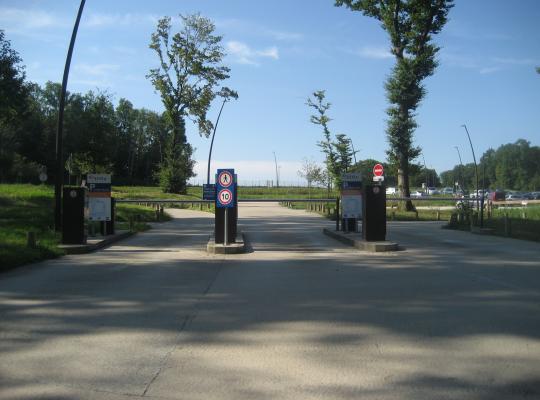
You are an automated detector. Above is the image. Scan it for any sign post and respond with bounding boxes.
[216,169,235,246]
[340,173,363,233]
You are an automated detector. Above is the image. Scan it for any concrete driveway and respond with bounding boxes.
[1,202,539,399]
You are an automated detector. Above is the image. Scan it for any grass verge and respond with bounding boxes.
[0,184,171,272]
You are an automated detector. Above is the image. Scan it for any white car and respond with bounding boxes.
[411,191,426,198]
[386,187,397,195]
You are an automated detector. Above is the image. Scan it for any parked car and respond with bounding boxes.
[441,187,454,195]
[427,187,440,195]
[386,186,397,195]
[531,192,540,200]
[411,191,426,198]
[489,191,506,201]
[506,193,525,200]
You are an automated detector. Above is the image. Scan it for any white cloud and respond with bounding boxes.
[215,18,303,42]
[0,7,63,30]
[441,50,539,74]
[192,160,304,183]
[74,63,120,76]
[354,46,393,60]
[83,13,157,28]
[264,29,304,41]
[71,63,121,88]
[479,66,502,75]
[492,57,539,66]
[226,41,279,66]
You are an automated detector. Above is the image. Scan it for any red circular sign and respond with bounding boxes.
[373,163,384,177]
[218,171,233,187]
[218,189,233,205]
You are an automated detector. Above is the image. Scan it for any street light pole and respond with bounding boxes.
[454,145,463,194]
[273,151,279,187]
[422,154,428,192]
[54,0,86,231]
[461,124,480,212]
[206,98,227,185]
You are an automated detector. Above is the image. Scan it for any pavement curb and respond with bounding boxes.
[207,231,246,254]
[323,228,399,252]
[58,230,135,255]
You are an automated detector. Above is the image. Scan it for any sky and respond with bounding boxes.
[1,0,539,184]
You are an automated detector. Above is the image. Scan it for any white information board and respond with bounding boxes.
[88,197,111,221]
[342,194,362,219]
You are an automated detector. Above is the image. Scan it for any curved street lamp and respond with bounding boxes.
[461,124,480,212]
[54,0,86,231]
[453,145,464,193]
[206,88,238,185]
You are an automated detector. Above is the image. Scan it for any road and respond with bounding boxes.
[1,202,539,399]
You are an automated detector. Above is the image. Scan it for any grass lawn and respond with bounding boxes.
[446,205,540,242]
[0,184,171,272]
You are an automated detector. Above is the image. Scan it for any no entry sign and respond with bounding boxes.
[216,168,235,208]
[373,164,384,177]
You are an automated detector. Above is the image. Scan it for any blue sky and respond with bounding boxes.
[1,0,539,183]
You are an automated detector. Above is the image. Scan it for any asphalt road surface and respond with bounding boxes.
[1,203,539,399]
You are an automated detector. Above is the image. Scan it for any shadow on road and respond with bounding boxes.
[1,205,539,399]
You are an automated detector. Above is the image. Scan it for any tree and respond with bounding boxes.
[306,90,354,189]
[298,158,324,198]
[336,0,453,210]
[147,14,235,193]
[0,30,29,181]
[333,134,354,176]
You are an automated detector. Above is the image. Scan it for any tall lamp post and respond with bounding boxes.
[54,0,86,231]
[273,151,279,187]
[422,154,429,192]
[206,98,227,185]
[453,145,464,194]
[461,124,480,212]
[206,88,237,185]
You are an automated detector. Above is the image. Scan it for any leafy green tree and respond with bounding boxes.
[334,134,354,176]
[306,90,354,189]
[147,14,235,193]
[0,30,29,181]
[298,158,324,198]
[336,0,453,209]
[115,99,138,180]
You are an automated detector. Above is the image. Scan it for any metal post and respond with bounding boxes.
[54,0,86,231]
[335,197,340,231]
[224,208,228,246]
[206,98,227,185]
[462,124,480,212]
[480,163,485,228]
[273,151,279,188]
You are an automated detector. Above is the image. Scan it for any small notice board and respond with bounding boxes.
[87,174,111,221]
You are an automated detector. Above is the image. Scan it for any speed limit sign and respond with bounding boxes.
[218,189,233,206]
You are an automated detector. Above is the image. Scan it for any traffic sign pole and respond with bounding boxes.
[224,208,228,246]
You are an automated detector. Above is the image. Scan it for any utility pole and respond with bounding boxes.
[461,124,480,212]
[206,98,227,185]
[54,0,86,231]
[454,146,464,194]
[422,154,428,192]
[273,151,279,187]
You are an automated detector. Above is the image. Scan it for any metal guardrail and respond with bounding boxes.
[116,197,540,205]
[116,198,337,203]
